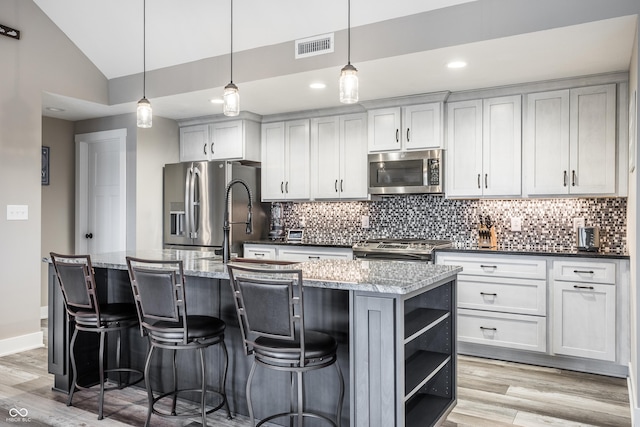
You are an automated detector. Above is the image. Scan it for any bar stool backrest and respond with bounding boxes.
[126,257,188,345]
[50,253,101,327]
[227,264,305,365]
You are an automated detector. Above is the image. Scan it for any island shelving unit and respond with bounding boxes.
[45,250,461,427]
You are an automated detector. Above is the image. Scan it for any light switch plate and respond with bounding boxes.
[7,205,28,220]
[573,217,585,231]
[510,217,522,232]
[361,215,370,229]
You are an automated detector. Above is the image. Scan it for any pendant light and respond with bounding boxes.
[339,0,358,104]
[137,0,152,128]
[223,0,239,116]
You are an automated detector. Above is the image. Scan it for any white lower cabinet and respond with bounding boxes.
[552,260,616,361]
[243,243,353,262]
[436,251,629,376]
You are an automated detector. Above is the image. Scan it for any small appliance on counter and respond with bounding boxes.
[478,215,497,249]
[268,202,285,240]
[577,226,600,252]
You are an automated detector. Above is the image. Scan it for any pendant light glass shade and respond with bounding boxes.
[137,97,152,128]
[223,82,239,116]
[339,63,358,104]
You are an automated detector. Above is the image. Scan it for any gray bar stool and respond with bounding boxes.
[50,253,143,420]
[126,256,231,427]
[227,263,344,427]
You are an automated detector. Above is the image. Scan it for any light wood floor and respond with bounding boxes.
[0,323,631,426]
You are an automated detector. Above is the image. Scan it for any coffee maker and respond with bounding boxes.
[268,202,285,240]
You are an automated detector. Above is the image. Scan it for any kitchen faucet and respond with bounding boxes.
[222,179,253,263]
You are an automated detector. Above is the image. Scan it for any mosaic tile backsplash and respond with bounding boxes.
[275,196,627,253]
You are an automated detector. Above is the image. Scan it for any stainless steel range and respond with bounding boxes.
[352,238,452,262]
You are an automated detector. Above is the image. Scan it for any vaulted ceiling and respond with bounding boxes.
[35,1,637,121]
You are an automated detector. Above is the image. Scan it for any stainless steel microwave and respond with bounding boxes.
[368,149,444,195]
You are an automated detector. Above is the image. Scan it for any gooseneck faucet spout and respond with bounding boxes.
[223,179,253,263]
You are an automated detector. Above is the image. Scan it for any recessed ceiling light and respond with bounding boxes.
[209,98,224,104]
[45,107,66,112]
[447,61,467,69]
[310,82,326,89]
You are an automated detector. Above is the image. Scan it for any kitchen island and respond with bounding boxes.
[46,250,461,427]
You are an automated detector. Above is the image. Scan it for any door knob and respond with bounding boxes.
[85,233,93,239]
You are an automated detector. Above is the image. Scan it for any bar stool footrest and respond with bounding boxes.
[257,411,338,427]
[150,387,228,420]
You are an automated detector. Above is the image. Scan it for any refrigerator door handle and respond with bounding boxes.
[189,166,201,239]
[185,166,193,239]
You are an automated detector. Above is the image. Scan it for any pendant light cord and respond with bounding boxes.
[230,0,233,84]
[143,0,146,98]
[347,0,351,65]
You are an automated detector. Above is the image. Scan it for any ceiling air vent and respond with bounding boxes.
[295,33,334,59]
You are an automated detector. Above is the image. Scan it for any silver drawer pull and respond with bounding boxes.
[480,265,497,269]
[480,292,497,297]
[480,327,497,331]
[255,253,265,258]
[573,285,594,290]
[308,256,320,260]
[573,270,594,274]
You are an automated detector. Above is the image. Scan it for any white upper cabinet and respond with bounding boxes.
[179,120,260,162]
[368,103,443,152]
[446,95,521,197]
[524,84,616,196]
[311,113,368,200]
[179,124,210,162]
[261,120,310,201]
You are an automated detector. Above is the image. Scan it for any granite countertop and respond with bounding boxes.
[436,245,629,260]
[44,249,461,295]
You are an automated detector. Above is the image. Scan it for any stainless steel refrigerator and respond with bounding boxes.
[163,161,268,256]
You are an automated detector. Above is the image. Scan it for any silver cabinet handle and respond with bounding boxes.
[480,265,497,269]
[484,174,488,189]
[563,170,567,187]
[280,182,284,194]
[285,182,289,193]
[406,128,410,142]
[480,327,497,331]
[480,292,497,296]
[477,174,481,189]
[572,170,576,186]
[211,142,214,155]
[308,256,320,260]
[340,179,344,192]
[573,285,594,290]
[255,252,265,258]
[335,180,338,192]
[573,270,594,274]
[203,143,207,155]
[396,129,399,143]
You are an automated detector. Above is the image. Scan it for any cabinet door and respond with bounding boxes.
[482,95,521,196]
[552,281,616,361]
[339,113,368,199]
[524,90,570,195]
[211,121,243,160]
[261,122,286,200]
[402,103,443,150]
[569,84,616,194]
[180,124,210,162]
[446,100,483,197]
[284,120,310,199]
[368,107,401,152]
[311,117,341,199]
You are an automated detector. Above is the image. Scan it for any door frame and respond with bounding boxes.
[74,129,127,254]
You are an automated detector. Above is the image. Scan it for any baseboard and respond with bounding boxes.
[0,331,44,357]
[629,362,640,426]
[40,306,48,320]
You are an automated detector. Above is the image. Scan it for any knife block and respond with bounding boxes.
[478,225,497,249]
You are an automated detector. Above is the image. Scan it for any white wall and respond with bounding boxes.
[0,0,107,351]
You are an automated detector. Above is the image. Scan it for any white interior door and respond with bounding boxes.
[75,129,127,254]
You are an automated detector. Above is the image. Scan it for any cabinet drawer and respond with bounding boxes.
[244,247,277,260]
[438,254,546,280]
[278,249,352,262]
[458,309,546,352]
[553,260,615,284]
[458,276,546,316]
